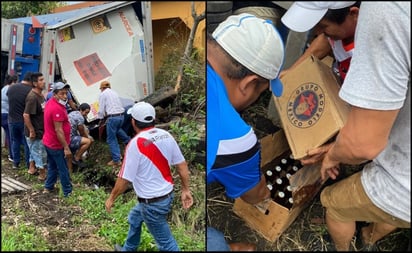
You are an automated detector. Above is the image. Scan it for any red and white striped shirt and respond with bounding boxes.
[118,127,185,199]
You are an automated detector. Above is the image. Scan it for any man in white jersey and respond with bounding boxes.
[105,101,193,251]
[282,2,410,251]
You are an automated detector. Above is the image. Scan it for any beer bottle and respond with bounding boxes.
[266,183,276,199]
[285,172,292,182]
[274,177,286,190]
[284,185,293,200]
[280,158,289,168]
[274,165,286,180]
[274,165,283,177]
[288,165,299,176]
[265,169,275,183]
[273,190,286,205]
[284,197,294,209]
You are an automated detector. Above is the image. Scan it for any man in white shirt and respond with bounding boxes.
[97,80,131,166]
[105,102,193,251]
[282,2,410,251]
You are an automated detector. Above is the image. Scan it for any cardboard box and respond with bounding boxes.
[273,55,350,159]
[233,129,326,242]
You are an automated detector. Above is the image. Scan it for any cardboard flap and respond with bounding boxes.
[233,198,289,241]
[289,163,326,206]
[260,129,289,167]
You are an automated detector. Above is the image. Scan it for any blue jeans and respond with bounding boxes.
[207,227,230,251]
[44,146,72,197]
[120,193,179,251]
[8,121,30,167]
[26,137,47,169]
[1,113,13,160]
[106,115,130,162]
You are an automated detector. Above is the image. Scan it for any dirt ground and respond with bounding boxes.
[1,147,113,251]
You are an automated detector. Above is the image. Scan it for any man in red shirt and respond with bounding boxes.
[42,82,73,197]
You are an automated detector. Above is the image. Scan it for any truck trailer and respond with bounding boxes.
[1,1,155,123]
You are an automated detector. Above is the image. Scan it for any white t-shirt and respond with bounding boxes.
[339,2,411,222]
[118,127,185,199]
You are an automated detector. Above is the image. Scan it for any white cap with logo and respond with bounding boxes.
[127,102,155,123]
[281,2,356,32]
[212,13,285,97]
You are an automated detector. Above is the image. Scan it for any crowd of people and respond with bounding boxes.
[1,75,194,250]
[1,75,133,193]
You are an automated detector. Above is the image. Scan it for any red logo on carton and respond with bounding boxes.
[287,82,325,128]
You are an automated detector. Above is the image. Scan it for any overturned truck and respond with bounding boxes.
[1,1,155,123]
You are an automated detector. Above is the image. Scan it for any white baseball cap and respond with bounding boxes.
[281,2,356,32]
[127,102,155,123]
[212,13,285,97]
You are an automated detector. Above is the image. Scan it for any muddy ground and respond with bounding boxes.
[1,145,114,251]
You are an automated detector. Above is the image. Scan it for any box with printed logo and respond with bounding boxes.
[233,129,326,242]
[272,55,350,160]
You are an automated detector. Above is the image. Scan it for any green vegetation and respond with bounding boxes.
[1,1,65,19]
[1,140,205,251]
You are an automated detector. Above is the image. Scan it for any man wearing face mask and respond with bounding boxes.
[42,81,73,197]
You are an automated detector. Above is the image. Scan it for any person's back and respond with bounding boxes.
[106,101,193,251]
[7,74,33,124]
[97,80,130,166]
[207,13,284,204]
[67,103,91,170]
[338,1,410,222]
[206,13,285,251]
[1,74,18,162]
[68,110,84,138]
[98,86,124,116]
[281,2,410,250]
[124,126,181,197]
[6,71,33,169]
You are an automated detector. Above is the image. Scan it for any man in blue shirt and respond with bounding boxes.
[207,13,285,251]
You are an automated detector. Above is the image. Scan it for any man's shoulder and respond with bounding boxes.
[68,111,83,121]
[26,90,38,99]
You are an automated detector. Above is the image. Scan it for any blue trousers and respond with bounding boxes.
[1,113,13,160]
[106,115,130,162]
[8,121,29,167]
[120,193,179,251]
[44,146,72,197]
[207,227,230,251]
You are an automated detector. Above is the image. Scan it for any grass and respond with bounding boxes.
[1,141,205,251]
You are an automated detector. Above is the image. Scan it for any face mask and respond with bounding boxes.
[58,99,68,106]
